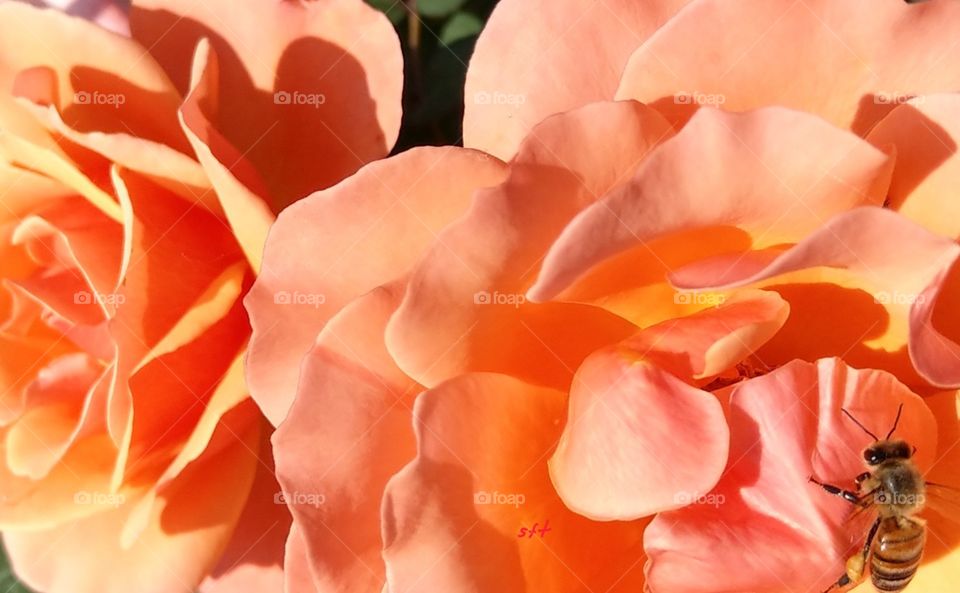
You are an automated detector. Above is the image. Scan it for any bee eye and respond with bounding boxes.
[863,449,883,465]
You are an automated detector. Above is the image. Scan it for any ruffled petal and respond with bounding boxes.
[622,289,790,380]
[13,95,213,208]
[4,353,102,479]
[382,373,649,593]
[527,107,893,302]
[913,390,960,590]
[867,93,960,239]
[616,0,960,134]
[464,0,689,160]
[387,101,673,388]
[105,170,245,487]
[5,402,262,593]
[550,352,728,521]
[130,0,403,207]
[272,284,417,593]
[245,147,506,425]
[550,290,787,520]
[200,436,291,593]
[670,207,960,389]
[283,525,318,593]
[178,39,274,272]
[0,3,184,149]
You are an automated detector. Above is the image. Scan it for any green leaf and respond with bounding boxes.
[0,542,32,593]
[440,11,484,46]
[365,0,408,25]
[418,0,466,19]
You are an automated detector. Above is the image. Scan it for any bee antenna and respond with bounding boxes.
[841,408,879,441]
[885,403,904,440]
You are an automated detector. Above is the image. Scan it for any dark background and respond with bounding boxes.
[370,0,502,150]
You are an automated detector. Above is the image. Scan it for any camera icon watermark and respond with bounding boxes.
[873,491,925,506]
[473,90,526,107]
[74,490,126,508]
[273,290,326,308]
[874,290,926,306]
[274,90,326,108]
[74,90,126,108]
[74,290,126,306]
[674,91,726,106]
[673,291,726,307]
[473,290,525,308]
[274,490,326,508]
[673,490,725,508]
[474,490,526,508]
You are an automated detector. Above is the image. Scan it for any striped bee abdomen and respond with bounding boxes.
[871,517,925,592]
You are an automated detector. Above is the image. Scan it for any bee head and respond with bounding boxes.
[844,403,911,466]
[863,439,912,466]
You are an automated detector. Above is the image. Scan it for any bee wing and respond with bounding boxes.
[923,482,960,524]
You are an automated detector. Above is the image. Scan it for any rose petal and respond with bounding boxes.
[118,347,251,547]
[867,93,960,239]
[624,289,790,380]
[527,107,894,302]
[105,170,245,487]
[910,267,960,389]
[118,284,249,491]
[0,329,71,426]
[131,0,403,207]
[151,350,250,489]
[178,39,274,272]
[387,101,673,388]
[245,147,507,425]
[0,161,75,226]
[0,3,184,149]
[109,169,243,356]
[5,353,102,479]
[669,207,960,389]
[0,431,125,530]
[915,389,960,586]
[283,525,318,593]
[273,284,417,593]
[0,128,124,222]
[382,373,649,593]
[550,352,729,521]
[550,290,788,520]
[5,401,261,593]
[616,0,960,134]
[14,95,214,208]
[464,0,689,160]
[524,225,756,330]
[200,436,291,593]
[645,358,937,593]
[12,196,123,308]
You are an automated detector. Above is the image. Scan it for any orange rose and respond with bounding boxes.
[246,1,960,592]
[0,1,401,592]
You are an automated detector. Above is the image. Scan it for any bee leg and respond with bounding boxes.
[820,573,852,593]
[854,472,871,491]
[821,518,882,592]
[809,476,859,504]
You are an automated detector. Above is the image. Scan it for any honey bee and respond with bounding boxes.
[810,404,932,593]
